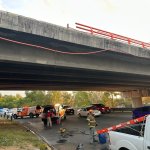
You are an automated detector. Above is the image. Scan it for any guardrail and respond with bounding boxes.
[111,108,134,112]
[75,23,150,49]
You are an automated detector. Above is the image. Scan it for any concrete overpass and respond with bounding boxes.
[0,11,150,107]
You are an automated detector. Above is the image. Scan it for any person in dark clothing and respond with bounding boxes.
[41,112,47,127]
[42,105,56,128]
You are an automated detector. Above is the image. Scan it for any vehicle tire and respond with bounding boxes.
[64,114,66,120]
[78,113,81,117]
[29,113,34,118]
[119,148,129,150]
[36,114,39,118]
[13,114,18,119]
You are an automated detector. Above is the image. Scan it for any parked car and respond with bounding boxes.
[0,108,8,116]
[42,104,66,120]
[91,103,111,113]
[132,106,150,119]
[41,105,57,124]
[0,108,3,115]
[6,109,14,118]
[77,106,101,117]
[41,104,66,126]
[62,105,75,115]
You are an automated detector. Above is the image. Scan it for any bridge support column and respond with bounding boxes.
[122,89,150,108]
[122,90,144,108]
[130,90,143,108]
[131,97,142,108]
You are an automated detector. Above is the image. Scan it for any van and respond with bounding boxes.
[132,106,150,119]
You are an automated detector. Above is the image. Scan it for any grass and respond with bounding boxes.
[0,118,51,150]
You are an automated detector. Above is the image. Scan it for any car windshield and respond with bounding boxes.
[43,105,55,113]
[86,107,92,111]
[63,106,69,109]
[17,108,22,112]
[93,104,105,107]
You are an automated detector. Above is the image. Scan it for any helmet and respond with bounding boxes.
[89,109,93,113]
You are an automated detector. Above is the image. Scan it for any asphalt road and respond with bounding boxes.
[16,112,132,150]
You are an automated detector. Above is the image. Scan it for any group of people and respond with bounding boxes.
[41,107,98,144]
[41,108,58,128]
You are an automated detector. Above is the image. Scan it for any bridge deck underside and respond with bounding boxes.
[0,27,150,90]
[0,60,150,90]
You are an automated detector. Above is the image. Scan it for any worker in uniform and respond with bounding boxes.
[87,109,98,144]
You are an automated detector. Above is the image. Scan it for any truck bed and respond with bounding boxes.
[115,123,145,136]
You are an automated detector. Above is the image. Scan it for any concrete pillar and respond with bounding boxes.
[131,90,143,108]
[132,97,143,108]
[122,90,143,108]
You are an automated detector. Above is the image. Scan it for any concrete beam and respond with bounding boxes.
[122,89,150,98]
[1,10,150,59]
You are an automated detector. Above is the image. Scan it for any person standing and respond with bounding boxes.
[47,110,52,128]
[41,112,47,128]
[87,109,98,144]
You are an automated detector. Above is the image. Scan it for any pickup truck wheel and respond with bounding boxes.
[36,114,39,118]
[29,113,34,118]
[119,148,129,150]
[13,114,18,119]
[78,113,81,117]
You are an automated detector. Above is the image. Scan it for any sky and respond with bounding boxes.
[0,0,150,96]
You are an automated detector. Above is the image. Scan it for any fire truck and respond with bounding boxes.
[13,105,42,119]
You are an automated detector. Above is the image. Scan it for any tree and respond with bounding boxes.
[62,92,73,106]
[1,95,18,108]
[48,91,63,105]
[74,91,91,107]
[23,91,47,106]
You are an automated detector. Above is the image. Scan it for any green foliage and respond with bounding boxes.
[0,95,22,108]
[24,91,47,106]
[39,143,48,150]
[74,91,91,107]
[62,92,73,106]
[0,91,132,108]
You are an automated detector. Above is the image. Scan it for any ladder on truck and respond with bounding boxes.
[97,115,149,135]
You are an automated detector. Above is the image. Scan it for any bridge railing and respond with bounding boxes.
[75,23,150,49]
[111,107,134,112]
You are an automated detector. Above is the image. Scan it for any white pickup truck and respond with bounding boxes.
[108,115,150,150]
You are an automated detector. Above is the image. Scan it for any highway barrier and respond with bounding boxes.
[111,108,134,112]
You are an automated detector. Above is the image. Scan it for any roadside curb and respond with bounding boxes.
[22,122,57,150]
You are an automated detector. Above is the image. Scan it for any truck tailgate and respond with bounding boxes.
[109,131,144,150]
